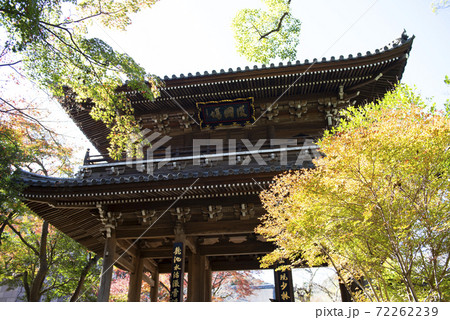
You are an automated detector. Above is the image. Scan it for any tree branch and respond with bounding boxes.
[0,211,16,245]
[0,97,56,135]
[159,280,170,294]
[40,279,70,296]
[257,0,292,40]
[0,60,22,67]
[259,12,289,40]
[70,254,100,302]
[5,221,39,256]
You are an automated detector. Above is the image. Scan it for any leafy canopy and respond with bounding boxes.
[257,84,450,301]
[0,0,160,159]
[232,0,301,64]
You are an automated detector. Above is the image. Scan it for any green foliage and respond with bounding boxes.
[2,0,302,156]
[0,0,74,52]
[0,126,31,243]
[258,84,450,301]
[0,216,101,301]
[0,127,25,207]
[232,0,301,64]
[1,0,160,159]
[0,0,163,301]
[78,0,156,30]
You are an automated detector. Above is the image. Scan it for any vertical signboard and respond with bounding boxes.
[274,264,295,302]
[169,242,185,302]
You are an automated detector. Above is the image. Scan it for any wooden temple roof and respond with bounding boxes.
[60,35,414,156]
[21,34,414,273]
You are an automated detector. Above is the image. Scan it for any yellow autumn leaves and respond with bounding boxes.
[257,84,450,301]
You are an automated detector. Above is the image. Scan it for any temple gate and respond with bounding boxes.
[20,34,413,302]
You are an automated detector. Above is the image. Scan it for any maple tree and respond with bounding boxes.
[212,270,262,301]
[0,139,101,302]
[257,84,450,302]
[0,127,25,242]
[0,55,102,301]
[0,61,73,242]
[109,269,133,302]
[0,115,102,301]
[1,0,161,159]
[108,269,159,302]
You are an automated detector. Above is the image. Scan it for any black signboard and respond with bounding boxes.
[197,97,255,128]
[274,264,295,302]
[169,242,185,302]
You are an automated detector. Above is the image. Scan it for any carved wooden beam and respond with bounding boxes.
[140,239,274,259]
[115,219,260,239]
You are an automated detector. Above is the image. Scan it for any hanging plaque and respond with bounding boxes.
[197,97,255,128]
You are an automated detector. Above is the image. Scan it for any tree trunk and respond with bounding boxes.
[70,254,100,302]
[0,211,15,245]
[22,271,31,302]
[29,220,49,301]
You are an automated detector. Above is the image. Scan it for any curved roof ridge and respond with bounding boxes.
[18,169,76,182]
[160,31,414,82]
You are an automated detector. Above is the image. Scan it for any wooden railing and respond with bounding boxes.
[81,137,319,170]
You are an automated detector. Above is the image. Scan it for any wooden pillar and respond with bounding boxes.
[150,268,159,302]
[204,262,212,302]
[97,229,117,302]
[187,253,211,302]
[127,251,144,302]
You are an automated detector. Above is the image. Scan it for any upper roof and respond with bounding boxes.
[59,33,414,155]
